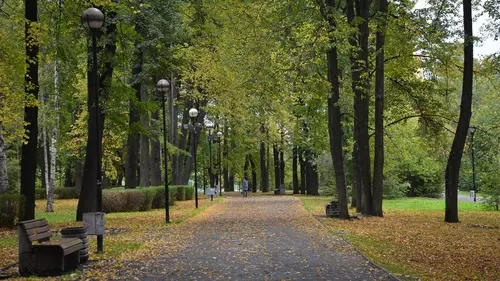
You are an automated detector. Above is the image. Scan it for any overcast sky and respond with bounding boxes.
[415,0,499,57]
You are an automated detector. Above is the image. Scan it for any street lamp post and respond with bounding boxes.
[156,79,170,223]
[206,121,215,189]
[189,108,199,208]
[470,126,477,203]
[81,7,105,253]
[217,131,222,196]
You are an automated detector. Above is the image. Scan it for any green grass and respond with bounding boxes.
[384,197,485,211]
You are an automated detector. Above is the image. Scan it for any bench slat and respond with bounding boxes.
[63,243,84,255]
[21,219,49,230]
[25,225,51,236]
[57,238,82,249]
[29,231,53,242]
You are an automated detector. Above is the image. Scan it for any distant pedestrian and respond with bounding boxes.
[242,176,249,197]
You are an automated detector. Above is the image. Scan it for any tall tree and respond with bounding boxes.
[445,0,473,223]
[139,86,150,187]
[322,0,349,218]
[20,0,39,221]
[150,110,162,186]
[372,0,388,217]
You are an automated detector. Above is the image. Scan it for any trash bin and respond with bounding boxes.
[61,227,89,263]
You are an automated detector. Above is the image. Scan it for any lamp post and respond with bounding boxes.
[156,79,170,223]
[206,121,215,189]
[470,126,477,202]
[82,7,105,253]
[189,108,199,208]
[217,131,222,196]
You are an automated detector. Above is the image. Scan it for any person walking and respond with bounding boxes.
[242,176,249,198]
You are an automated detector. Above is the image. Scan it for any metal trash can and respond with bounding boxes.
[61,227,89,263]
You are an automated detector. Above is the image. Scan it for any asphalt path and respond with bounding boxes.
[124,194,399,281]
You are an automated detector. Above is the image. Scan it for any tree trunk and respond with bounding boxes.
[224,134,230,192]
[372,0,387,217]
[47,54,61,213]
[20,0,39,221]
[347,0,363,214]
[75,160,83,195]
[292,146,299,194]
[445,0,473,223]
[323,0,349,217]
[77,10,117,221]
[0,123,8,194]
[260,142,268,192]
[64,164,73,187]
[357,0,373,216]
[273,145,280,190]
[299,148,306,194]
[305,149,319,195]
[228,173,235,192]
[250,156,257,192]
[150,111,162,186]
[125,49,143,189]
[140,85,150,187]
[42,112,50,200]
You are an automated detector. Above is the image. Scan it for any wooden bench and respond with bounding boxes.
[18,218,84,276]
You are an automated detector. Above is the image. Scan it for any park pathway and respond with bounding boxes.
[126,194,399,281]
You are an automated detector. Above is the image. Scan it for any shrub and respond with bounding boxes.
[184,186,194,200]
[151,187,175,209]
[383,177,407,199]
[55,187,78,199]
[103,187,174,213]
[171,186,185,201]
[0,194,24,227]
[35,188,46,200]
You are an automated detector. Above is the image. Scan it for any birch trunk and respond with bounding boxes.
[47,55,60,213]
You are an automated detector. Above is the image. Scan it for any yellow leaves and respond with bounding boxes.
[300,196,500,281]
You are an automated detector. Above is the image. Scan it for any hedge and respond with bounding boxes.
[102,185,193,213]
[0,194,24,227]
[35,188,46,200]
[55,187,78,199]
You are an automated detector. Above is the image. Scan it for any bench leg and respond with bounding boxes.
[64,251,81,270]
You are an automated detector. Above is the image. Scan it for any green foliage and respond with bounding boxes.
[54,187,78,199]
[151,186,175,209]
[35,188,46,200]
[170,186,185,201]
[383,176,408,200]
[183,186,194,200]
[0,194,24,227]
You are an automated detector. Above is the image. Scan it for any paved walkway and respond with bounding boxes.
[126,194,398,281]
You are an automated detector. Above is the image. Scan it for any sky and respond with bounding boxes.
[415,0,499,58]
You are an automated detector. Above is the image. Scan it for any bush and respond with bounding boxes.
[55,187,78,199]
[0,194,24,227]
[383,177,407,199]
[171,186,185,201]
[184,186,194,200]
[151,187,175,209]
[103,187,174,213]
[35,188,46,200]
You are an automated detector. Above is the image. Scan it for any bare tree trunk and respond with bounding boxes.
[75,160,83,195]
[140,85,150,187]
[150,111,162,186]
[47,52,61,213]
[292,145,299,194]
[358,0,373,216]
[260,142,268,192]
[299,148,306,194]
[445,0,473,223]
[372,0,387,217]
[0,123,8,194]
[347,0,363,214]
[280,146,285,186]
[21,0,39,221]
[305,149,319,195]
[250,156,257,192]
[125,50,143,189]
[321,0,349,217]
[273,145,280,190]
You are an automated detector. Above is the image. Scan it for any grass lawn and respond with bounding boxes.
[299,196,500,281]
[0,195,220,279]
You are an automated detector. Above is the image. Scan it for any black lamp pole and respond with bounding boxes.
[82,7,105,254]
[157,79,170,223]
[189,108,199,208]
